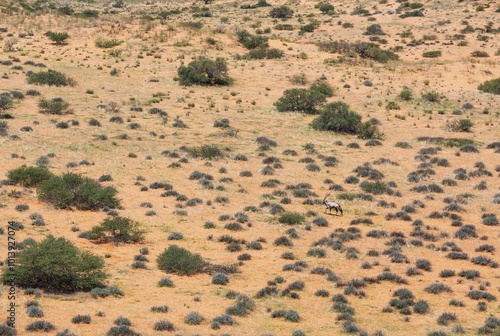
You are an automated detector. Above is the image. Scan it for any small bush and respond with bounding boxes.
[468,290,496,301]
[177,56,232,86]
[184,312,204,325]
[437,312,457,326]
[26,320,55,332]
[413,300,430,314]
[106,325,140,336]
[158,277,174,287]
[185,144,225,160]
[423,50,442,58]
[278,212,305,225]
[95,38,122,48]
[71,314,91,324]
[425,283,452,294]
[7,166,55,187]
[27,70,76,87]
[478,77,500,95]
[157,245,204,276]
[275,88,327,114]
[37,172,119,210]
[153,320,174,331]
[86,217,144,244]
[269,5,294,18]
[212,272,229,285]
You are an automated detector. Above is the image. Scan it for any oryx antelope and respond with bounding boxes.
[322,193,343,216]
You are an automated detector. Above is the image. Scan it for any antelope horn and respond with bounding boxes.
[323,192,330,201]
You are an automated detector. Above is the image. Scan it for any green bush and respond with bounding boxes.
[274,88,327,114]
[244,48,284,59]
[95,38,123,48]
[87,217,145,244]
[185,144,225,160]
[353,42,399,63]
[318,2,334,14]
[38,97,71,115]
[27,70,76,87]
[37,172,119,210]
[7,166,55,187]
[236,30,269,49]
[422,50,442,58]
[47,31,70,45]
[1,235,106,292]
[0,93,13,111]
[157,245,205,276]
[278,212,305,225]
[269,5,294,18]
[177,56,233,86]
[398,86,413,101]
[448,119,473,132]
[364,24,385,35]
[311,101,361,134]
[478,77,500,95]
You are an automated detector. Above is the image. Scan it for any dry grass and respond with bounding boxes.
[0,0,499,335]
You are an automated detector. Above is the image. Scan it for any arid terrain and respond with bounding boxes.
[0,0,499,335]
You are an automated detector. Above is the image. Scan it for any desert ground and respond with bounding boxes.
[0,0,499,335]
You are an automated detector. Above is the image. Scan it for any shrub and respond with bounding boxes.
[71,314,91,324]
[437,312,457,325]
[274,236,293,247]
[478,77,500,95]
[482,213,498,226]
[311,101,361,134]
[151,305,169,313]
[212,272,229,285]
[269,5,294,18]
[185,144,225,160]
[448,119,473,132]
[211,314,234,329]
[27,69,76,86]
[153,320,174,331]
[38,97,71,115]
[398,87,413,101]
[184,312,204,325]
[158,277,174,287]
[26,320,55,332]
[319,2,334,14]
[424,283,452,294]
[413,300,430,314]
[106,326,140,336]
[26,305,44,317]
[245,48,285,59]
[284,310,300,322]
[278,212,305,225]
[47,31,69,44]
[0,93,13,112]
[364,24,385,35]
[87,216,144,244]
[177,56,232,86]
[468,290,496,301]
[37,173,119,210]
[274,88,327,114]
[1,235,106,292]
[95,38,122,48]
[416,259,432,271]
[236,30,269,49]
[7,166,55,187]
[423,50,442,58]
[226,295,255,316]
[157,245,204,275]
